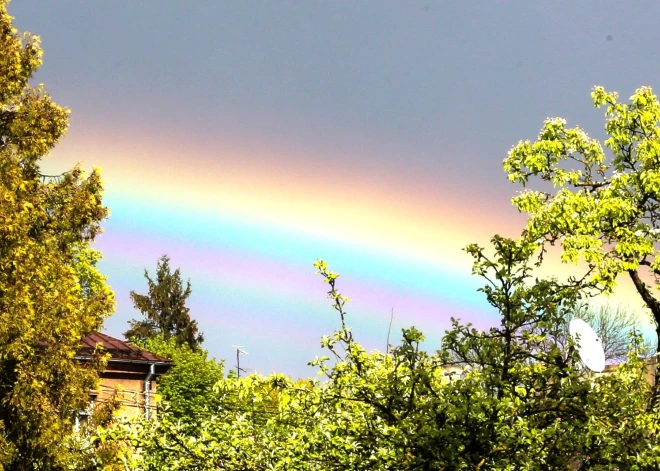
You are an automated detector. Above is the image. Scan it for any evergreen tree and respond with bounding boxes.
[125,255,203,350]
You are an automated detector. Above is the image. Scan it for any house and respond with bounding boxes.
[76,332,173,421]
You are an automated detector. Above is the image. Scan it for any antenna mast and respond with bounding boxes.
[386,307,394,355]
[232,345,248,378]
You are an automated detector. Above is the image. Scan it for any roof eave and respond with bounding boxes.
[74,356,173,366]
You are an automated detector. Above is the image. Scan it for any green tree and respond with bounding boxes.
[135,335,225,428]
[0,2,115,469]
[125,255,203,350]
[64,392,124,471]
[503,86,660,364]
[109,245,660,470]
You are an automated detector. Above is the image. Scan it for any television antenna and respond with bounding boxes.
[569,318,605,373]
[232,345,249,378]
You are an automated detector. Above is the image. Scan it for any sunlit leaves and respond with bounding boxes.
[89,83,660,469]
[0,2,115,469]
[504,86,660,304]
[135,335,225,430]
[105,249,660,470]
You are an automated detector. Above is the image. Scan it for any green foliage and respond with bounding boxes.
[135,335,225,427]
[125,255,203,350]
[63,392,125,471]
[0,2,115,469]
[96,85,660,469]
[503,86,660,359]
[105,245,660,470]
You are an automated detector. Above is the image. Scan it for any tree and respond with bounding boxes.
[125,255,203,350]
[0,2,116,469]
[103,86,660,469]
[565,303,656,362]
[134,335,225,428]
[503,86,660,366]
[108,245,660,470]
[64,392,124,471]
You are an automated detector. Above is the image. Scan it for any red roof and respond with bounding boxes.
[79,331,171,363]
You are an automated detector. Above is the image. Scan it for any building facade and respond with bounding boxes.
[77,332,173,421]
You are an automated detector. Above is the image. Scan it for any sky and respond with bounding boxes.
[8,1,660,378]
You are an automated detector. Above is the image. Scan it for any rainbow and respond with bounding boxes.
[39,122,653,376]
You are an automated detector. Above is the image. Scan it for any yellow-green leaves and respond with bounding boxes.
[315,258,351,311]
[591,85,618,108]
[0,4,41,105]
[133,335,224,431]
[505,86,660,300]
[101,254,660,470]
[0,2,115,469]
[511,189,546,214]
[504,116,606,188]
[502,88,660,467]
[6,86,69,163]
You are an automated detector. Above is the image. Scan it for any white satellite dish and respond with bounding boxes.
[569,318,605,373]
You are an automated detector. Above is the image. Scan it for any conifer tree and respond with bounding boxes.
[125,255,203,350]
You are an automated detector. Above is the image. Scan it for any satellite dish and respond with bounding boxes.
[569,318,605,373]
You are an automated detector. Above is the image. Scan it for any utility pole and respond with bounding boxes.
[232,345,248,378]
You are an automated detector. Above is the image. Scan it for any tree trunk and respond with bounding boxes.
[628,269,660,408]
